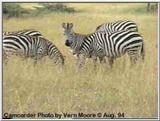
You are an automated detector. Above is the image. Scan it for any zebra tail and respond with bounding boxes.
[141,42,145,61]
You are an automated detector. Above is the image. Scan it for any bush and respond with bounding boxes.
[38,3,76,13]
[2,3,77,18]
[3,3,28,18]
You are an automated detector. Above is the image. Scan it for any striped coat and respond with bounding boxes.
[77,29,144,68]
[3,34,64,65]
[96,20,138,34]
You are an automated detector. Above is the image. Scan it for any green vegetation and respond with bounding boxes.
[3,3,76,18]
[3,3,28,18]
[2,3,157,18]
[118,3,158,14]
[37,3,76,13]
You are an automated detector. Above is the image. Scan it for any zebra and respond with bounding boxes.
[95,20,138,34]
[63,23,144,69]
[62,23,106,64]
[95,20,139,63]
[3,29,43,61]
[3,29,43,64]
[3,29,45,62]
[3,34,65,65]
[62,21,138,64]
[3,29,43,37]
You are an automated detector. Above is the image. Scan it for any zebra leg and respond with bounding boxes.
[108,57,114,68]
[76,54,80,65]
[99,56,106,63]
[3,51,9,65]
[33,54,42,66]
[33,48,45,65]
[92,56,97,69]
[141,43,145,61]
[33,57,38,66]
[130,56,138,65]
[77,54,86,69]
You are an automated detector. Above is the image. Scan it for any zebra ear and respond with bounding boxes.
[62,23,66,29]
[69,23,73,28]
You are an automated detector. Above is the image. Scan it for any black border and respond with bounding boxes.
[1,2,159,120]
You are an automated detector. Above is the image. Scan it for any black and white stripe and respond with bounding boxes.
[63,23,144,68]
[3,34,64,65]
[47,39,65,64]
[62,23,106,63]
[96,20,138,34]
[78,29,144,68]
[3,29,43,37]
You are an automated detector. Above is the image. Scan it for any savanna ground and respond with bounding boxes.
[3,3,158,118]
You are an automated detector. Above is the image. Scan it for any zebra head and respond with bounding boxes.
[62,23,77,48]
[62,23,85,56]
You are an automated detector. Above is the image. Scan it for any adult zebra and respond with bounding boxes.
[95,20,138,34]
[63,23,144,69]
[63,21,138,64]
[3,34,65,65]
[95,20,139,63]
[62,23,106,63]
[3,29,42,64]
[3,29,43,37]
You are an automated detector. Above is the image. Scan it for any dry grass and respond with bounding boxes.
[3,3,158,118]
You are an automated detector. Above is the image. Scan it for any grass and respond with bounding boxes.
[3,3,158,119]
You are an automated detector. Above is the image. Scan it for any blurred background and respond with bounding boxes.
[2,3,158,18]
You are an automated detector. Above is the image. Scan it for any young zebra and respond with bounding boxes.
[3,29,43,37]
[62,23,106,63]
[3,34,64,65]
[96,20,138,34]
[63,23,144,69]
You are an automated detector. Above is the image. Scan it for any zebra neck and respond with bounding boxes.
[47,41,64,64]
[73,33,86,54]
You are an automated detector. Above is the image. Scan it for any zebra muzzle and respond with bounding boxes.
[65,39,71,46]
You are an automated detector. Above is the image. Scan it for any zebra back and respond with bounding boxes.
[3,34,65,65]
[3,29,43,37]
[80,29,144,59]
[3,34,48,58]
[96,20,138,34]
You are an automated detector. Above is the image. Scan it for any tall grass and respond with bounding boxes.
[3,3,158,118]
